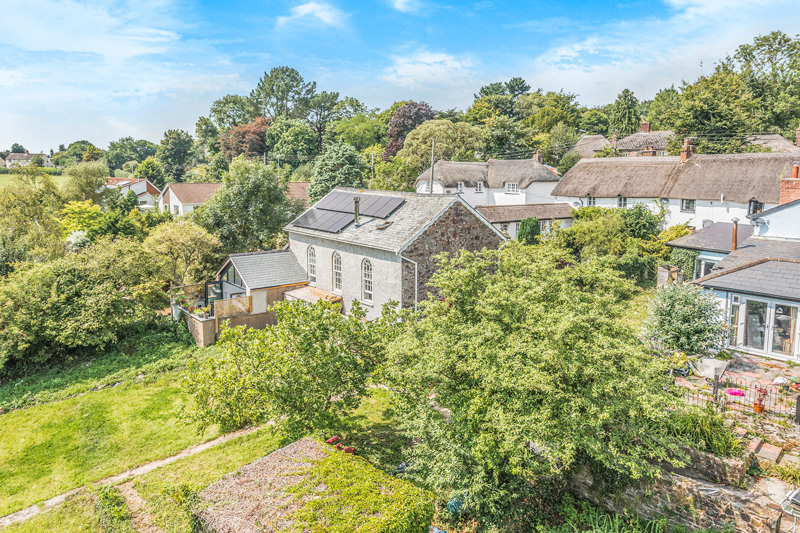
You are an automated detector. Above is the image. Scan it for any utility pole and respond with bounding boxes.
[370,151,375,182]
[428,138,436,194]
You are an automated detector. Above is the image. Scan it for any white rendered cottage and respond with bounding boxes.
[415,157,560,207]
[158,182,222,215]
[105,177,161,207]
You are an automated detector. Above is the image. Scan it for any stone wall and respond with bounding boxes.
[184,311,216,347]
[569,465,782,532]
[401,202,503,308]
[661,447,754,486]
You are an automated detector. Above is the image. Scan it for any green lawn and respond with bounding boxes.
[0,373,219,516]
[0,174,69,188]
[2,490,101,533]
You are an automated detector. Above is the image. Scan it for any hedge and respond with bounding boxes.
[0,167,63,175]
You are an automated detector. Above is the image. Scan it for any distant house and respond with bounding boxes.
[0,155,5,167]
[5,150,55,168]
[286,188,506,319]
[615,122,674,157]
[552,138,800,228]
[744,133,800,154]
[571,134,609,158]
[288,181,311,205]
[105,177,161,207]
[415,156,560,207]
[691,171,800,360]
[157,182,222,215]
[476,203,574,239]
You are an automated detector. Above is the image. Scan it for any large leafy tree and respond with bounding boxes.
[218,116,271,160]
[51,140,101,167]
[104,137,157,170]
[133,157,166,188]
[306,91,340,152]
[330,113,385,151]
[385,101,436,156]
[482,114,532,156]
[194,116,220,159]
[250,66,316,119]
[384,242,688,528]
[609,88,640,136]
[646,86,681,131]
[209,94,260,130]
[62,161,111,204]
[264,118,317,167]
[155,129,194,183]
[195,156,298,253]
[579,109,610,135]
[59,200,104,237]
[144,220,221,285]
[397,119,483,171]
[308,141,369,202]
[182,300,399,434]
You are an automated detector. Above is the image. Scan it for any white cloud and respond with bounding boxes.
[527,0,800,106]
[390,0,420,13]
[380,50,477,108]
[276,2,347,28]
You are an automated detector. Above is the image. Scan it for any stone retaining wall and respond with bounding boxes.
[661,447,754,486]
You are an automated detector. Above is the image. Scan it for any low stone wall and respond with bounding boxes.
[661,447,754,486]
[185,312,216,347]
[569,466,782,532]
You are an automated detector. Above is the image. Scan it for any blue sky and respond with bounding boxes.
[1,0,799,152]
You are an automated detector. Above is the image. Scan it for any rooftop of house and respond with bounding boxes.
[696,258,800,302]
[287,181,311,204]
[744,134,800,154]
[666,222,754,254]
[707,237,800,271]
[220,249,308,290]
[553,152,800,203]
[570,134,609,158]
[286,187,503,253]
[415,158,560,188]
[616,130,674,152]
[476,203,574,224]
[164,182,222,204]
[6,152,49,160]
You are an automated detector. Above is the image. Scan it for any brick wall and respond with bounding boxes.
[401,202,503,308]
[780,178,800,205]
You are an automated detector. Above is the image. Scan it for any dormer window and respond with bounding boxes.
[456,182,465,193]
[505,183,519,194]
[748,199,764,215]
[475,181,483,193]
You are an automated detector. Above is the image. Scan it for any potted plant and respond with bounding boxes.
[754,387,768,413]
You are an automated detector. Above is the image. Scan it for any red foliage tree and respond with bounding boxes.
[385,101,436,157]
[218,116,272,159]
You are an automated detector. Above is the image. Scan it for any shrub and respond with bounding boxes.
[670,247,700,278]
[620,203,661,240]
[95,486,134,532]
[644,282,726,356]
[518,217,541,245]
[669,408,742,458]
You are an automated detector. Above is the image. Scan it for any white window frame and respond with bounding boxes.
[456,182,465,193]
[332,252,342,293]
[505,183,519,194]
[475,181,483,193]
[307,246,316,285]
[362,259,373,303]
[681,199,696,212]
[617,196,627,208]
[586,196,596,207]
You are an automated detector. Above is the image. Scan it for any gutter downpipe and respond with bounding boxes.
[398,253,418,312]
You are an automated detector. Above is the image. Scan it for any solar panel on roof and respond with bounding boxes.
[293,208,354,233]
[314,191,405,219]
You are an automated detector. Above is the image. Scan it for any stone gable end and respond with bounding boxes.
[401,202,502,307]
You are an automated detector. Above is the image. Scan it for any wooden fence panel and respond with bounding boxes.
[215,295,251,318]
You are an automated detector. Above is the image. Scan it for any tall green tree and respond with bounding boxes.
[384,242,688,528]
[646,86,681,131]
[265,118,317,167]
[579,109,610,135]
[104,137,158,170]
[306,91,340,152]
[133,157,166,188]
[195,156,298,253]
[250,66,316,119]
[609,88,640,136]
[144,220,221,285]
[194,116,220,160]
[482,114,532,156]
[397,119,483,171]
[330,113,385,151]
[155,129,194,183]
[62,161,111,204]
[209,94,260,130]
[308,141,369,202]
[517,217,540,244]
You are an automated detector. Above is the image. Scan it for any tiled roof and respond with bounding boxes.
[616,131,674,151]
[286,188,501,253]
[697,259,800,302]
[667,222,754,254]
[166,182,222,204]
[226,250,307,290]
[476,203,574,224]
[288,181,310,203]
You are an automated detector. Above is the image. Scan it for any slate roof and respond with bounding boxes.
[696,259,800,302]
[571,135,609,158]
[416,158,559,189]
[223,250,308,290]
[165,182,222,204]
[666,222,754,254]
[476,203,574,224]
[709,238,800,270]
[286,188,503,253]
[616,131,674,152]
[553,152,800,203]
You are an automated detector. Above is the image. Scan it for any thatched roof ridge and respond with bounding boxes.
[571,135,609,158]
[616,131,674,151]
[551,156,679,198]
[744,134,800,154]
[663,153,799,204]
[415,159,559,188]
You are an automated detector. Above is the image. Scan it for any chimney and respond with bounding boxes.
[640,121,651,134]
[641,146,655,157]
[731,218,739,251]
[796,122,800,147]
[680,138,695,163]
[611,133,616,145]
[534,150,543,164]
[24,150,28,155]
[354,196,360,225]
[780,164,800,205]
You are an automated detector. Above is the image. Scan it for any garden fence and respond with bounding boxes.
[682,374,800,423]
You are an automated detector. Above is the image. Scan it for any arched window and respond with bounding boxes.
[332,252,342,293]
[307,246,316,284]
[362,259,373,302]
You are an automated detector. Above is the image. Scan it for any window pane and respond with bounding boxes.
[308,247,316,284]
[772,304,797,355]
[333,253,342,292]
[745,300,768,350]
[728,304,740,347]
[362,260,373,301]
